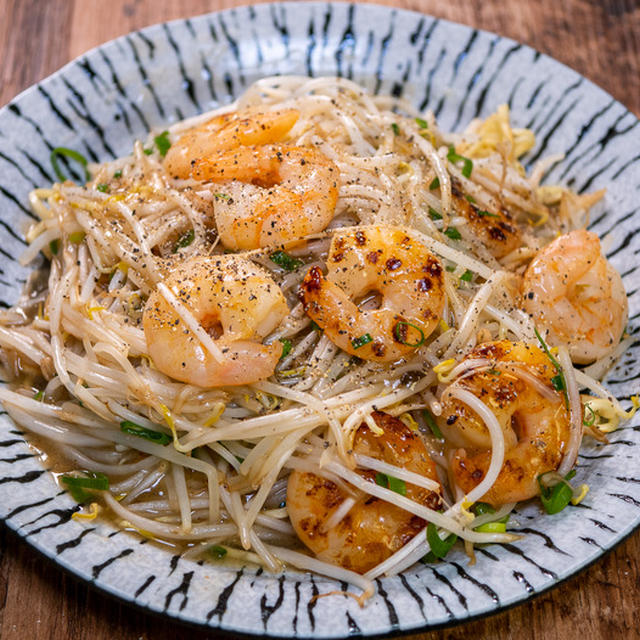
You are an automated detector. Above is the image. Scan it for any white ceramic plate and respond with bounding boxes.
[0,3,639,636]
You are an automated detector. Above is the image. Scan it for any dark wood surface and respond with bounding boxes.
[1,1,639,638]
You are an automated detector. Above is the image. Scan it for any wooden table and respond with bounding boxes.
[1,1,638,638]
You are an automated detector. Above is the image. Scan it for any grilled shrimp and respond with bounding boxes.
[164,107,339,250]
[287,412,442,574]
[451,179,521,259]
[522,229,628,364]
[299,226,445,362]
[440,341,570,506]
[143,256,288,387]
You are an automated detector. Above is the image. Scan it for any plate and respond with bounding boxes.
[0,2,639,637]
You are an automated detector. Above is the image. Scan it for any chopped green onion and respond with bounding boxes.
[174,229,195,252]
[113,169,123,179]
[69,231,85,244]
[153,130,171,157]
[475,521,507,533]
[49,239,59,255]
[460,270,473,282]
[214,192,231,200]
[208,545,228,559]
[61,471,109,503]
[375,472,407,496]
[279,338,292,359]
[391,123,400,136]
[472,502,496,517]
[270,250,303,272]
[447,146,473,178]
[96,183,109,193]
[429,177,440,190]
[551,374,565,392]
[120,420,171,445]
[428,207,442,220]
[445,265,456,272]
[415,117,429,129]
[143,147,153,155]
[477,210,499,218]
[310,320,322,332]
[393,321,425,347]
[50,147,91,183]
[444,227,462,240]
[538,469,576,515]
[487,368,501,376]
[583,403,596,427]
[423,410,443,439]
[351,333,373,349]
[464,194,476,203]
[33,390,44,401]
[425,522,457,560]
[534,328,569,408]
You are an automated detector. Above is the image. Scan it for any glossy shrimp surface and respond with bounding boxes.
[163,108,300,178]
[164,107,339,250]
[440,341,570,506]
[143,256,289,387]
[522,229,628,363]
[287,412,442,574]
[299,226,445,362]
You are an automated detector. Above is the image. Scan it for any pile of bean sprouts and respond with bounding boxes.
[0,76,634,602]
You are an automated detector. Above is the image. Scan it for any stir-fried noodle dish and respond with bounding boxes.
[1,76,637,601]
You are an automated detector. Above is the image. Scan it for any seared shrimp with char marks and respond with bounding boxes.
[287,411,443,574]
[299,226,445,362]
[164,107,339,250]
[143,256,288,387]
[522,229,628,364]
[440,341,570,506]
[450,178,521,259]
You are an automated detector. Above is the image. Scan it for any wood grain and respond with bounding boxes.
[1,1,639,639]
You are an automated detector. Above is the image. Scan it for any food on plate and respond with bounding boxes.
[0,75,635,603]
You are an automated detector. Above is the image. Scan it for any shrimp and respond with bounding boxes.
[195,144,339,250]
[451,178,521,259]
[143,256,289,387]
[287,412,443,574]
[163,108,300,179]
[299,226,445,362]
[163,107,339,250]
[440,341,570,506]
[522,229,628,364]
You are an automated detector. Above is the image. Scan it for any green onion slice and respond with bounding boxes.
[429,177,440,190]
[393,321,425,347]
[446,146,473,178]
[270,250,303,272]
[174,229,195,252]
[460,270,473,282]
[534,328,569,407]
[583,403,596,427]
[415,117,429,129]
[208,545,228,559]
[391,123,400,136]
[375,472,407,496]
[50,147,91,183]
[444,227,462,241]
[475,521,507,533]
[113,169,123,178]
[279,338,292,359]
[120,420,171,445]
[537,469,576,514]
[351,333,373,349]
[69,231,85,244]
[96,183,109,193]
[61,471,109,502]
[154,130,171,157]
[477,210,499,218]
[428,206,442,220]
[423,410,443,439]
[425,522,458,559]
[49,239,60,255]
